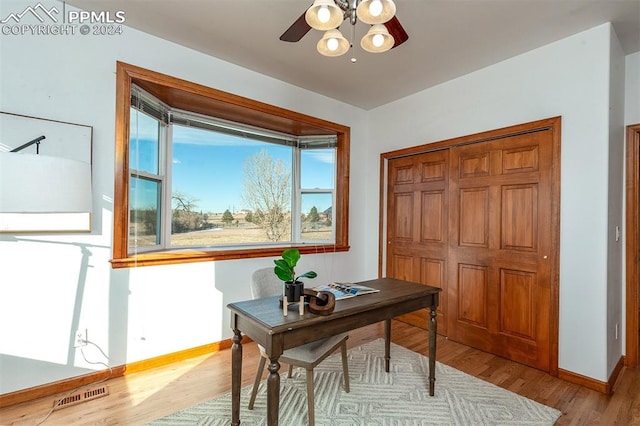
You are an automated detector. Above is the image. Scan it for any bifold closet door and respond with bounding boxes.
[447,129,554,372]
[386,149,449,335]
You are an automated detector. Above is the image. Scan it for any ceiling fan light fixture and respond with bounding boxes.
[356,0,396,25]
[317,28,349,56]
[305,0,344,31]
[361,24,394,53]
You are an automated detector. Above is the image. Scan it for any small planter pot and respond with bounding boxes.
[284,281,304,301]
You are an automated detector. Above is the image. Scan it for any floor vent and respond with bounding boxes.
[53,385,109,410]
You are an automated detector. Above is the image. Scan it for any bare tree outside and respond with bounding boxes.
[172,191,200,233]
[173,191,198,213]
[242,150,291,241]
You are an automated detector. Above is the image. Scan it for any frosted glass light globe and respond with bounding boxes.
[372,33,384,47]
[369,0,383,17]
[317,5,330,23]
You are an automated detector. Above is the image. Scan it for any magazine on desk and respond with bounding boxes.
[313,282,380,300]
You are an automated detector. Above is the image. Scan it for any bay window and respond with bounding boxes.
[111,62,350,268]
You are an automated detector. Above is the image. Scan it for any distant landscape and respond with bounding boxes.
[130,211,332,248]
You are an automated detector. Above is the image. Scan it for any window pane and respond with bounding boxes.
[129,176,161,249]
[301,148,335,189]
[300,192,333,241]
[170,125,293,247]
[130,108,160,174]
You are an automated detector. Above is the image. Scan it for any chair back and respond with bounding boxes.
[251,267,282,299]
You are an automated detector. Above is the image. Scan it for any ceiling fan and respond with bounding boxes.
[280,0,408,57]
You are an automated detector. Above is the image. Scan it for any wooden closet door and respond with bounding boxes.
[447,129,553,372]
[386,150,448,334]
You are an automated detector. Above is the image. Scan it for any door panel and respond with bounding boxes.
[447,130,553,371]
[459,187,489,247]
[501,184,538,251]
[387,151,448,333]
[458,263,488,327]
[459,152,490,177]
[390,254,414,281]
[421,191,445,241]
[393,193,413,240]
[500,268,535,338]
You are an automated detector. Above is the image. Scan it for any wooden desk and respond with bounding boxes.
[227,277,441,425]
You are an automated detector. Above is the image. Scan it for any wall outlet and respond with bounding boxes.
[75,329,88,347]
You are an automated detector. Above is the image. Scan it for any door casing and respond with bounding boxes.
[625,124,640,368]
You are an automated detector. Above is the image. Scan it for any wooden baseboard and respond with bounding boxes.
[124,338,234,375]
[2,337,625,407]
[606,356,625,394]
[0,366,127,409]
[558,355,625,395]
[0,338,236,409]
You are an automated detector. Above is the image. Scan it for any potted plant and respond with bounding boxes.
[274,248,317,302]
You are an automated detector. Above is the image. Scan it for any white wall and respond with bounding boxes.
[367,23,620,381]
[626,52,640,125]
[0,0,368,394]
[606,27,625,376]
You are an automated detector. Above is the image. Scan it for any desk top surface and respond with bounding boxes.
[227,277,440,333]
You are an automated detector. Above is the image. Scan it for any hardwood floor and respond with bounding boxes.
[1,320,639,425]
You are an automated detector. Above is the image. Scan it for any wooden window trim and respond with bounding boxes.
[111,62,350,268]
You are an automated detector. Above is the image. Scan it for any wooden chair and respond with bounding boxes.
[248,268,350,426]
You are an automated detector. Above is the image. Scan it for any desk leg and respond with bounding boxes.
[428,305,437,396]
[384,319,391,372]
[267,357,281,425]
[231,328,243,426]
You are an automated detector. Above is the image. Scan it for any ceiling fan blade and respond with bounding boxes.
[280,11,312,42]
[385,16,409,48]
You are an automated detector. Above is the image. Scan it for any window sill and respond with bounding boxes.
[110,244,350,268]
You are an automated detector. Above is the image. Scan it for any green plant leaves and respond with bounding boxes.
[281,248,300,267]
[274,258,294,282]
[273,248,317,283]
[297,271,317,280]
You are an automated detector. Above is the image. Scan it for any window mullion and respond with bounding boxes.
[130,170,160,180]
[292,145,301,243]
[300,188,332,194]
[160,122,171,249]
[331,151,337,240]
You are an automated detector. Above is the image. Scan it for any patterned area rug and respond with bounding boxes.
[148,339,562,425]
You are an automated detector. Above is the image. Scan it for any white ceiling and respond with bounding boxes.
[67,0,640,110]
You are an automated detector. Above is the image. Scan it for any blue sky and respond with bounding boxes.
[130,112,334,214]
